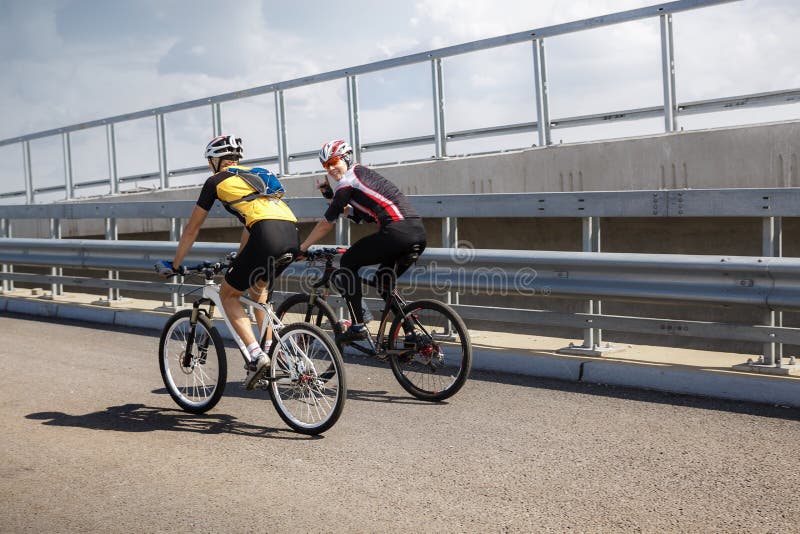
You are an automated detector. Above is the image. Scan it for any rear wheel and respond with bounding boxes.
[388,300,471,401]
[268,322,347,435]
[158,309,227,413]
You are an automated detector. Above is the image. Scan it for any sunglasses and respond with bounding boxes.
[322,155,344,169]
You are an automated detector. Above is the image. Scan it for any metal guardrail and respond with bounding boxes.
[0,238,796,307]
[0,187,795,366]
[2,238,800,349]
[5,0,798,204]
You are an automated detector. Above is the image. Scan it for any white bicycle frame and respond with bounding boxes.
[198,277,310,381]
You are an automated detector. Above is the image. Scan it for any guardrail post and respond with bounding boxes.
[62,132,74,200]
[732,216,794,375]
[275,90,289,175]
[212,103,222,137]
[660,14,678,132]
[558,216,621,357]
[431,58,447,158]
[335,217,350,248]
[23,141,33,204]
[532,38,552,146]
[0,218,10,294]
[156,113,169,189]
[93,218,122,305]
[442,217,460,306]
[170,217,184,309]
[347,75,362,162]
[49,218,63,298]
[584,216,602,348]
[106,124,119,195]
[333,216,351,321]
[762,216,782,366]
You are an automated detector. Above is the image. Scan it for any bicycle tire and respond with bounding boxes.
[268,322,347,435]
[272,293,343,346]
[388,299,471,401]
[158,309,227,413]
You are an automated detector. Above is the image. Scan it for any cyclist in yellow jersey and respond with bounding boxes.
[158,135,300,389]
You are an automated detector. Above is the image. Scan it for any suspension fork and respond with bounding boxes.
[182,300,214,367]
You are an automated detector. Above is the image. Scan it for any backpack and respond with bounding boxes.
[225,166,285,206]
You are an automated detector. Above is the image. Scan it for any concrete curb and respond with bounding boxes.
[2,296,798,408]
[472,347,582,381]
[581,360,800,408]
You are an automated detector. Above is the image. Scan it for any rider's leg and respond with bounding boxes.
[379,221,427,333]
[219,280,258,348]
[337,234,388,324]
[249,279,270,345]
[221,279,269,389]
[225,219,299,349]
[333,233,392,342]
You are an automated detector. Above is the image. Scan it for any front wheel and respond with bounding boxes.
[159,309,227,413]
[268,322,347,435]
[388,300,471,401]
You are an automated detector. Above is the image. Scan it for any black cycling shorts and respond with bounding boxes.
[224,219,300,291]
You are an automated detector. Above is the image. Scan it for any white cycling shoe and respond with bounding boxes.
[245,353,270,390]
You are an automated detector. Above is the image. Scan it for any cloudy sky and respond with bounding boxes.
[1,0,798,200]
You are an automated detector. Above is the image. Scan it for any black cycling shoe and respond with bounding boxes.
[336,324,369,344]
[319,365,336,382]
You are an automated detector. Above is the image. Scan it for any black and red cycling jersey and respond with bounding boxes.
[324,165,419,227]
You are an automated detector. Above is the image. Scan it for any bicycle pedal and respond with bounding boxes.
[255,378,272,390]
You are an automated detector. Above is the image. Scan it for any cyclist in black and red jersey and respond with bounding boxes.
[300,139,427,343]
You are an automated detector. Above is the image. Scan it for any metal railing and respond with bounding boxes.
[3,0,799,203]
[1,238,800,348]
[0,187,796,369]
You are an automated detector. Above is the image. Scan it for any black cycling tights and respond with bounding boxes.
[333,219,427,324]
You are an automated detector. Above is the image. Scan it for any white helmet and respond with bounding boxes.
[319,139,354,168]
[205,135,243,160]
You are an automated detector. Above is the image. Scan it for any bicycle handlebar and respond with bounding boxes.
[302,247,347,262]
[155,256,233,278]
[180,260,231,275]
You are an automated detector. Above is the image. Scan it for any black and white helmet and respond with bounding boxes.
[319,139,354,168]
[205,135,243,160]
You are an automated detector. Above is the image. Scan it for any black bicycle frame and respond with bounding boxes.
[305,254,411,355]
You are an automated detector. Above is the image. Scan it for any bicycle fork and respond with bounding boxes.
[182,301,215,368]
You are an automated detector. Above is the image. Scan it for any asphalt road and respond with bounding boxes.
[2,313,799,533]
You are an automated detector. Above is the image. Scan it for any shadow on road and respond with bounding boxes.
[150,382,441,406]
[25,403,317,440]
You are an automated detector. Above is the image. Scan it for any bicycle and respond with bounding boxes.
[156,253,347,435]
[276,247,471,401]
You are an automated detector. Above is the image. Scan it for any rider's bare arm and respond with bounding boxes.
[300,219,335,252]
[172,205,209,268]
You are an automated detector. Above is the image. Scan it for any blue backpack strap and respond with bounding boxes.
[225,166,284,205]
